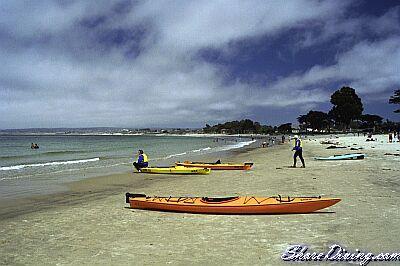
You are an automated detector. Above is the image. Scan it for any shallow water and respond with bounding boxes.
[0,134,256,200]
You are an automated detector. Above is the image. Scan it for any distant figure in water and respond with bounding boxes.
[133,149,148,172]
[389,133,393,143]
[282,135,285,144]
[31,143,39,149]
[292,135,305,168]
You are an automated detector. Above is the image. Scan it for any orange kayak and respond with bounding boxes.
[125,193,340,214]
[175,161,253,170]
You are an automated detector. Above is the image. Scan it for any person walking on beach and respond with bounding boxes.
[292,135,305,168]
[133,149,148,172]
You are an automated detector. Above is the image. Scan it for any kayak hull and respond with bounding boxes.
[315,153,365,160]
[175,161,253,170]
[126,193,340,214]
[140,166,210,175]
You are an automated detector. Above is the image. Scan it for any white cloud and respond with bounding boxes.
[0,1,399,128]
[258,36,400,106]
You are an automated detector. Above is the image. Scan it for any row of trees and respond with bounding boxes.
[298,87,399,132]
[203,87,399,134]
[203,119,294,134]
[389,89,400,113]
[203,119,270,134]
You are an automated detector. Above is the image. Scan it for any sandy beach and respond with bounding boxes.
[1,136,399,265]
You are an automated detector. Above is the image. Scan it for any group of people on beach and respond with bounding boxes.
[30,143,39,149]
[132,135,305,172]
[388,132,400,143]
[261,135,286,148]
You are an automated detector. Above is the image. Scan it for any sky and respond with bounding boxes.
[1,0,400,129]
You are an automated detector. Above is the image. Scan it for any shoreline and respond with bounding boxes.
[0,140,263,220]
[1,136,399,265]
[0,135,260,202]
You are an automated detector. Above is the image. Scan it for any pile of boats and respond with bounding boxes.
[126,159,341,214]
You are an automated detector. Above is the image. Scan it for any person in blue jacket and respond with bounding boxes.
[292,135,305,168]
[133,149,148,172]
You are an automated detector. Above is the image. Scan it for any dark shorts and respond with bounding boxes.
[133,162,148,170]
[293,149,303,158]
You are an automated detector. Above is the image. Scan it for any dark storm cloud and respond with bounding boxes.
[0,0,399,128]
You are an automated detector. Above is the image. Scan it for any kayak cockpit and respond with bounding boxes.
[201,196,239,203]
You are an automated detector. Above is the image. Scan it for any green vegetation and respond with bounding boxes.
[205,86,399,135]
[298,111,331,132]
[329,86,363,128]
[359,114,383,130]
[203,119,274,134]
[389,89,400,113]
[298,86,399,133]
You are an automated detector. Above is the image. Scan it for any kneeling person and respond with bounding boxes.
[133,149,148,172]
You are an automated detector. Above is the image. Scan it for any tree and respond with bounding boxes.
[381,119,400,132]
[389,89,400,113]
[202,119,266,134]
[329,86,363,128]
[254,122,262,133]
[277,123,292,133]
[360,114,383,131]
[240,119,255,133]
[297,110,331,131]
[260,125,274,134]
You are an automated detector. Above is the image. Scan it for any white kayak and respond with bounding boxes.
[315,153,366,160]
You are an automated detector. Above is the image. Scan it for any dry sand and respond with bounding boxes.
[1,139,399,265]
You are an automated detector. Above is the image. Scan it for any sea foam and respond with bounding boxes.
[0,157,100,171]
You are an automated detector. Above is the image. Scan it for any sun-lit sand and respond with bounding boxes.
[1,136,399,265]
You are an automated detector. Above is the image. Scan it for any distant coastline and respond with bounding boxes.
[0,127,270,137]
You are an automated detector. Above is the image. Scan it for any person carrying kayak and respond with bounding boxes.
[133,149,148,172]
[292,135,305,168]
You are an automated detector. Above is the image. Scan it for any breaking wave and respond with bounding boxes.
[0,158,100,171]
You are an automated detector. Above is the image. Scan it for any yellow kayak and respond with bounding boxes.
[140,165,211,175]
[176,161,253,170]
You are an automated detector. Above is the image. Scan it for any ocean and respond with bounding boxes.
[0,134,256,200]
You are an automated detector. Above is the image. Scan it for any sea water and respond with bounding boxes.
[0,134,256,200]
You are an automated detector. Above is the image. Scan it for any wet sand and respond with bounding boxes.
[1,139,399,265]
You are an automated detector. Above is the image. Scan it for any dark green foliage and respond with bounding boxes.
[277,123,292,133]
[380,119,400,132]
[389,89,400,113]
[297,110,331,131]
[359,114,383,129]
[330,86,363,127]
[202,119,272,134]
